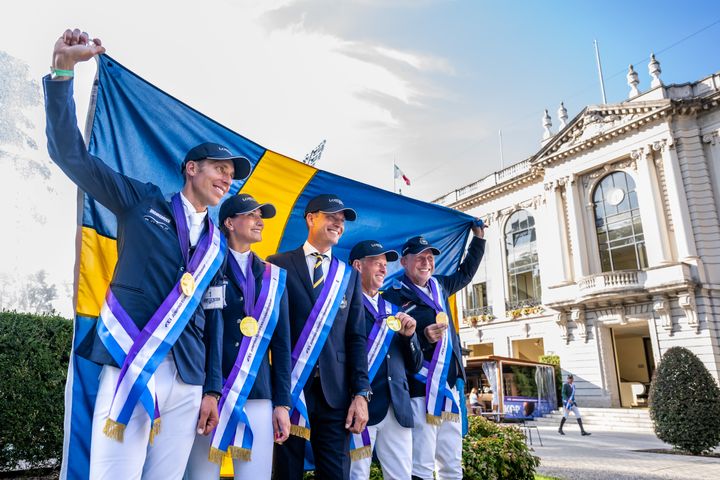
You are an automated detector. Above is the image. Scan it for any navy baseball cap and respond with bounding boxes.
[219,194,276,225]
[401,236,441,256]
[182,142,252,180]
[304,194,357,221]
[349,240,399,264]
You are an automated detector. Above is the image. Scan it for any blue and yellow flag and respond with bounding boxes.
[61,55,474,479]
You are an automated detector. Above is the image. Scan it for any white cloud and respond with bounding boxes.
[0,0,462,315]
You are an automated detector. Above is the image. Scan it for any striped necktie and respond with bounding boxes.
[311,252,326,299]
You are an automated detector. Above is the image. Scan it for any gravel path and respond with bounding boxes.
[530,425,720,480]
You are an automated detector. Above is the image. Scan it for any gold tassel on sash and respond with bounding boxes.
[425,414,442,426]
[442,411,460,423]
[208,447,229,465]
[290,424,311,440]
[103,418,126,442]
[148,417,162,445]
[349,445,372,461]
[229,446,253,462]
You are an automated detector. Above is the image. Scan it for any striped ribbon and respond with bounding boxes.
[208,262,286,464]
[288,258,352,439]
[97,220,225,443]
[349,295,398,460]
[406,277,459,425]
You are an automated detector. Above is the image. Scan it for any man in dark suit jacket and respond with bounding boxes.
[45,29,252,479]
[383,224,485,480]
[348,240,423,480]
[270,194,370,480]
[187,193,292,479]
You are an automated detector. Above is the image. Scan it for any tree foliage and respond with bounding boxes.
[0,311,72,471]
[649,346,720,455]
[462,415,540,479]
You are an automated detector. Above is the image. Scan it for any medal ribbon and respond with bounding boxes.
[350,295,398,460]
[404,276,458,424]
[401,274,443,314]
[97,216,226,442]
[209,263,286,464]
[227,251,257,318]
[288,258,352,439]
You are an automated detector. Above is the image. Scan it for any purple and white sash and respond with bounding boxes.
[349,295,398,461]
[288,257,352,439]
[208,257,286,464]
[96,194,226,442]
[403,276,459,424]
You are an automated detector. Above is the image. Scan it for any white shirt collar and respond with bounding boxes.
[362,291,379,309]
[180,192,207,226]
[230,248,252,277]
[303,241,332,260]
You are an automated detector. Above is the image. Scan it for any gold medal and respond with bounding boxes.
[239,316,259,337]
[386,316,402,332]
[180,272,196,297]
[435,312,449,325]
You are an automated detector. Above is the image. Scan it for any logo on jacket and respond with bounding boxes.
[144,208,171,230]
[340,295,348,309]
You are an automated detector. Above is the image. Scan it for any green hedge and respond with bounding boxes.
[0,311,72,471]
[463,415,539,479]
[649,346,720,454]
[304,415,539,479]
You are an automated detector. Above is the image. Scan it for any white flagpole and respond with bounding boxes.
[393,160,397,194]
[594,39,608,104]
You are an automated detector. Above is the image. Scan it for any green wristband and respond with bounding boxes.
[51,67,74,78]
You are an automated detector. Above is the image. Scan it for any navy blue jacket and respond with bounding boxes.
[362,305,422,427]
[266,247,369,410]
[220,253,292,407]
[383,236,485,398]
[43,77,222,393]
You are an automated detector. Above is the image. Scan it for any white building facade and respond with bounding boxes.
[435,57,720,408]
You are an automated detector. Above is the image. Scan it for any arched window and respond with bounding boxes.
[505,210,541,306]
[593,171,648,271]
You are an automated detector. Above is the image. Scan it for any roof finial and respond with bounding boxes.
[557,102,568,129]
[649,53,662,88]
[542,109,553,140]
[627,64,640,98]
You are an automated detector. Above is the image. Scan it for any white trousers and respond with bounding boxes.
[349,405,413,480]
[186,399,274,480]
[410,395,462,480]
[562,405,582,419]
[90,355,202,480]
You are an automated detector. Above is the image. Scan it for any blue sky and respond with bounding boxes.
[1,0,719,315]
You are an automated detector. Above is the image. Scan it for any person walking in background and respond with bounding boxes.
[559,374,591,436]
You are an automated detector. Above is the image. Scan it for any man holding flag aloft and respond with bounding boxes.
[348,240,423,480]
[45,29,250,478]
[383,222,486,480]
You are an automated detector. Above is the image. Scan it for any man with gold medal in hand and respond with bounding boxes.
[348,240,423,480]
[186,194,291,479]
[45,29,252,479]
[383,221,486,480]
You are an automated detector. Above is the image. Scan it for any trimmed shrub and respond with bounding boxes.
[649,346,720,454]
[0,311,72,471]
[462,415,539,479]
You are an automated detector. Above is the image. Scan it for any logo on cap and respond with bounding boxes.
[328,198,343,205]
[371,243,382,249]
[419,238,428,245]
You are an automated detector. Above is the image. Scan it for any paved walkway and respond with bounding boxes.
[530,425,720,479]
